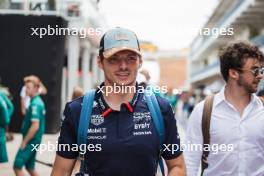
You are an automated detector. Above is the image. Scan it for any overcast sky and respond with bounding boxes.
[99,0,219,50]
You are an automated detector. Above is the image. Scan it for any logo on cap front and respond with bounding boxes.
[114,33,130,41]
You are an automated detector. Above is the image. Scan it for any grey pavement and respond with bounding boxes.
[1,133,59,176]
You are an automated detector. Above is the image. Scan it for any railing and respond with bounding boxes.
[191,61,219,77]
[0,0,98,19]
[190,0,247,56]
[0,9,60,16]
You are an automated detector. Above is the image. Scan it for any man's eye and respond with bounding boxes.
[253,67,264,75]
[109,58,118,63]
[259,68,264,74]
[128,56,137,60]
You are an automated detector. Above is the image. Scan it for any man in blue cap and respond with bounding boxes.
[52,27,186,176]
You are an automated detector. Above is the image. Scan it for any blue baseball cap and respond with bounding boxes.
[99,27,141,59]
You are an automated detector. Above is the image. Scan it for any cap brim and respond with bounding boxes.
[103,47,141,59]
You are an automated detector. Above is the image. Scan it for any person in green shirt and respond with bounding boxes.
[13,75,46,176]
[0,88,15,142]
[0,92,10,163]
[0,90,14,118]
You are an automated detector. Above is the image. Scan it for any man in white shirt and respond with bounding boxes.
[184,42,264,176]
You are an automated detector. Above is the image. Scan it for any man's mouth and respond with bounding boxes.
[117,72,129,75]
[252,81,260,87]
[116,72,130,78]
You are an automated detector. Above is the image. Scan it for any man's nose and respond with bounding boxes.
[119,59,128,69]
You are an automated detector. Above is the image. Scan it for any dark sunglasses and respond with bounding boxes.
[237,67,264,77]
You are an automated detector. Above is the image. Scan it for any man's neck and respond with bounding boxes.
[224,83,251,117]
[29,93,38,99]
[102,82,136,111]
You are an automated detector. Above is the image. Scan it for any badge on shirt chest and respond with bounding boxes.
[91,115,104,126]
[133,112,151,122]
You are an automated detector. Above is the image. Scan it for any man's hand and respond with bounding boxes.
[22,120,39,149]
[20,141,27,150]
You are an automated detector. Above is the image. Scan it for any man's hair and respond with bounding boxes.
[24,75,41,88]
[219,42,264,82]
[71,86,84,100]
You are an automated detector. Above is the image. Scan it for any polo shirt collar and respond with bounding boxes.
[30,95,39,102]
[95,82,140,117]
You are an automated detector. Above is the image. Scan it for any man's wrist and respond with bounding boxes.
[22,139,28,145]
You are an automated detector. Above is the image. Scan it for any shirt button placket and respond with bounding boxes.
[238,121,245,175]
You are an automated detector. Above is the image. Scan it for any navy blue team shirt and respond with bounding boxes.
[57,83,182,176]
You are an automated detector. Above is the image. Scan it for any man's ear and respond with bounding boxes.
[229,69,239,80]
[97,56,103,70]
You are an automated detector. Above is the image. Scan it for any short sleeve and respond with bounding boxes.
[30,104,42,121]
[158,98,182,160]
[56,103,79,159]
